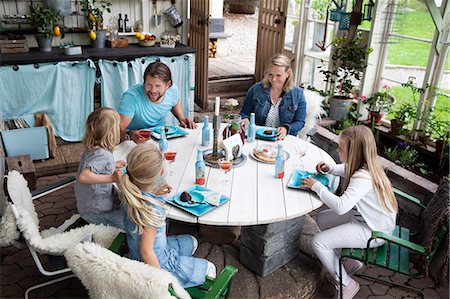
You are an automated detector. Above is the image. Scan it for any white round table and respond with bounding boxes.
[114,124,338,226]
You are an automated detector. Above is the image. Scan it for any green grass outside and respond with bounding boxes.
[360,0,450,70]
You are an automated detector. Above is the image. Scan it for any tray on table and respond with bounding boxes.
[287,169,332,191]
[150,125,188,139]
[166,185,230,217]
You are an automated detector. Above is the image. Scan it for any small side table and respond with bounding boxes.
[5,155,36,190]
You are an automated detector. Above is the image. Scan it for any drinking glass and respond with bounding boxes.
[164,151,177,176]
[218,158,233,185]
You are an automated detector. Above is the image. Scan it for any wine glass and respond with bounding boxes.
[218,158,233,185]
[164,151,177,176]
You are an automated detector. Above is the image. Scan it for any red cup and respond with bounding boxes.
[139,130,151,139]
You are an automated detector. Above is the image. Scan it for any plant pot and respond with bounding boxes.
[390,119,404,135]
[35,35,53,52]
[91,30,106,48]
[329,96,354,121]
[369,111,384,126]
[435,139,445,155]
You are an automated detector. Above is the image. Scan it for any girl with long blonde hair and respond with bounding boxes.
[120,144,216,288]
[74,107,126,230]
[302,125,397,299]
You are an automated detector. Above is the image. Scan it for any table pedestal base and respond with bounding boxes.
[240,216,307,277]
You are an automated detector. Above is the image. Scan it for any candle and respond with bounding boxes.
[215,96,220,116]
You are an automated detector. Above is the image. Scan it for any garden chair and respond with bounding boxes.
[339,178,449,298]
[65,232,238,299]
[4,170,121,299]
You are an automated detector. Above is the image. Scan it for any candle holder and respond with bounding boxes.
[204,114,225,165]
[203,114,247,168]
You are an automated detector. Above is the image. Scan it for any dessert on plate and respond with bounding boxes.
[252,144,283,163]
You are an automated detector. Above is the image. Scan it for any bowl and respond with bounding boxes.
[64,46,82,55]
[139,40,156,47]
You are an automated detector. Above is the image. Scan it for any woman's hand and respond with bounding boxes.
[301,177,317,189]
[316,161,330,173]
[154,183,173,196]
[241,118,250,131]
[276,126,288,140]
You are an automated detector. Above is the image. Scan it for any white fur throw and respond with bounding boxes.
[65,242,191,299]
[6,170,120,255]
[0,204,20,247]
[298,89,326,140]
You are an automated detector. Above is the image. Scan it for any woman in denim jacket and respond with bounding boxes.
[240,54,306,140]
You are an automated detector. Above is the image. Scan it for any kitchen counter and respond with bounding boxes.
[0,43,196,66]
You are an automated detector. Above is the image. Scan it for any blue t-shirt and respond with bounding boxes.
[118,84,179,130]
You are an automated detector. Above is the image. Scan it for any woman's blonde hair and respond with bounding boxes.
[262,53,294,91]
[340,126,397,213]
[119,144,165,233]
[84,108,120,151]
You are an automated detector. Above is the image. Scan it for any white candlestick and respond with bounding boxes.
[215,97,220,116]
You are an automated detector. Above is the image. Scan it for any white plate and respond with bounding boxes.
[249,150,290,164]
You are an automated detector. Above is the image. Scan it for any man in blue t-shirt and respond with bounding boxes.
[119,61,196,143]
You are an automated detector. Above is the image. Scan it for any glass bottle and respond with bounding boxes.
[118,13,123,33]
[248,113,256,143]
[123,14,129,33]
[201,115,210,147]
[274,144,285,179]
[195,149,206,185]
[159,126,168,153]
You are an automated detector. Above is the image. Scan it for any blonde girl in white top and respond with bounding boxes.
[302,125,397,299]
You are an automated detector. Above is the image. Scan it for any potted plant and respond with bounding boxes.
[365,84,395,125]
[81,0,112,48]
[319,33,372,120]
[29,4,61,52]
[390,102,416,135]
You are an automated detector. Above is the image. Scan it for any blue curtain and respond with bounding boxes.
[99,54,194,125]
[0,60,96,141]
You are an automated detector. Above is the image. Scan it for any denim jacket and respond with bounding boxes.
[240,82,306,136]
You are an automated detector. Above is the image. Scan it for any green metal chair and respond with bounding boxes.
[109,232,238,299]
[339,185,449,298]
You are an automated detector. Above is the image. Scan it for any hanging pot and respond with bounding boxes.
[163,5,183,28]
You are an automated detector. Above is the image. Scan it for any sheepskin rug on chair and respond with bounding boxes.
[65,242,191,299]
[298,89,326,140]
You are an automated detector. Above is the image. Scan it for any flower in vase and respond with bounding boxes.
[223,98,239,121]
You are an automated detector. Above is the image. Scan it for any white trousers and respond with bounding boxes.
[312,209,382,286]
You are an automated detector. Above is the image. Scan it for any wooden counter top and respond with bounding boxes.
[0,43,196,66]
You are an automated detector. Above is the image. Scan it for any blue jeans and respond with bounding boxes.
[81,208,125,231]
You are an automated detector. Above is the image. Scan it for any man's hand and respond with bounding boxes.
[131,130,149,144]
[179,118,197,129]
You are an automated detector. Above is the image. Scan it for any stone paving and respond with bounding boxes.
[1,155,448,298]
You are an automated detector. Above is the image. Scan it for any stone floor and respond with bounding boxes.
[1,142,448,298]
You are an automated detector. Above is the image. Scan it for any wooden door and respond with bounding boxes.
[189,0,210,109]
[255,0,289,82]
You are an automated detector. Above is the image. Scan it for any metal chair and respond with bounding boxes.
[5,170,120,298]
[339,181,449,298]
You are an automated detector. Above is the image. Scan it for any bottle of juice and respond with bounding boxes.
[274,144,285,179]
[201,115,210,147]
[195,149,206,185]
[159,126,168,153]
[248,113,256,143]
